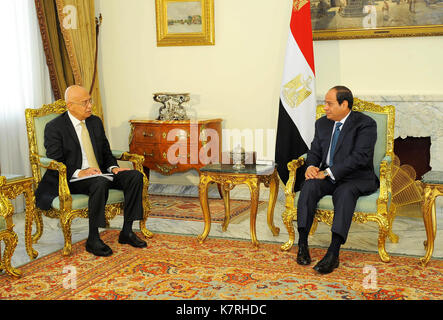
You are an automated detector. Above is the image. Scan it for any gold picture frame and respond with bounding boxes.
[311,0,443,40]
[155,0,215,46]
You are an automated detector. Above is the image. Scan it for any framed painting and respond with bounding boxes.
[309,0,443,40]
[155,0,215,46]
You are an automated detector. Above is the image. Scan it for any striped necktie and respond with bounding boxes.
[80,121,99,169]
[329,122,342,167]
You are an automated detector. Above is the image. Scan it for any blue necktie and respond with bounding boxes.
[329,122,342,167]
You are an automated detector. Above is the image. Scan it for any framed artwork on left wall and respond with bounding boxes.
[155,0,215,46]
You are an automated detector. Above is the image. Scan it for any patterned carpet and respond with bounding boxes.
[1,230,442,300]
[148,194,263,223]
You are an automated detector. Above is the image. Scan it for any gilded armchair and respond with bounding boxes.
[25,100,153,256]
[0,176,21,277]
[280,98,397,262]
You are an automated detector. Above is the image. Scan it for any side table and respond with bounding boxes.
[1,175,37,261]
[0,176,21,277]
[197,164,280,247]
[420,170,443,267]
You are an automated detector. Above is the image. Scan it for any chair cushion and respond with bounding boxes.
[51,189,124,210]
[0,216,6,231]
[293,188,391,213]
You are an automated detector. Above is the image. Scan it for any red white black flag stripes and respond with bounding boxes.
[275,0,316,189]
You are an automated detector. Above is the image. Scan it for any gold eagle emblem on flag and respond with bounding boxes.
[293,0,309,12]
[283,74,313,108]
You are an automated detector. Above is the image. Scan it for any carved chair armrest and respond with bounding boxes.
[31,154,72,211]
[284,154,307,208]
[378,155,392,203]
[113,150,145,174]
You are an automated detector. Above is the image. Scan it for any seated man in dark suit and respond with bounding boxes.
[35,85,147,257]
[296,85,378,274]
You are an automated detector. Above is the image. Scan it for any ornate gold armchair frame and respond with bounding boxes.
[281,99,397,262]
[0,177,21,277]
[25,100,153,256]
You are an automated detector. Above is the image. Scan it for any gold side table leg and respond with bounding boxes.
[221,185,231,232]
[247,178,260,247]
[216,183,224,199]
[266,172,280,236]
[197,175,212,243]
[432,200,437,241]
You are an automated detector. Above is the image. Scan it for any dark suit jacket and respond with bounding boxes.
[306,110,379,193]
[35,112,118,210]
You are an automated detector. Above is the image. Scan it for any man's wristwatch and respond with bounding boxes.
[323,170,329,177]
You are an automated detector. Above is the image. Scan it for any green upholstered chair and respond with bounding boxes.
[0,176,21,277]
[280,98,398,262]
[25,100,153,256]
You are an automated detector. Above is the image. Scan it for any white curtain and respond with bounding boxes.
[0,0,53,212]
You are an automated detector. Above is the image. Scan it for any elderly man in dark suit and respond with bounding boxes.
[35,85,147,257]
[296,86,379,274]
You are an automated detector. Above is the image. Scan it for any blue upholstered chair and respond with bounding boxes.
[280,98,398,262]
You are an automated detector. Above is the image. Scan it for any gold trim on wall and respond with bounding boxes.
[155,0,215,46]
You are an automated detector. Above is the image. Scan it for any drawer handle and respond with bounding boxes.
[143,152,154,157]
[142,131,154,137]
[156,164,178,174]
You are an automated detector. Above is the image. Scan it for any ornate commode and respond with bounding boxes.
[129,119,223,176]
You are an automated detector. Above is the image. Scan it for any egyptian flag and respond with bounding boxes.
[275,0,316,190]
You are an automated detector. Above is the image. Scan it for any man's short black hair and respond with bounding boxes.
[331,85,353,109]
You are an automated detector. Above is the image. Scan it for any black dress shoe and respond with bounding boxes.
[118,231,147,248]
[85,239,113,257]
[313,252,339,274]
[296,244,311,265]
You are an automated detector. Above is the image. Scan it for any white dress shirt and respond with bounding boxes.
[67,112,117,179]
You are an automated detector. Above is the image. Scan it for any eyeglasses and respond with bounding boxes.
[70,98,93,108]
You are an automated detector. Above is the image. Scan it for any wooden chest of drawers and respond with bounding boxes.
[129,119,222,175]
